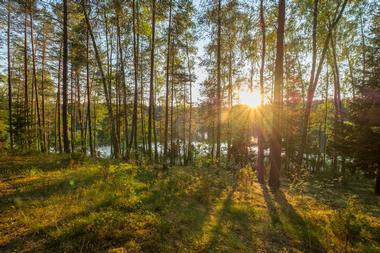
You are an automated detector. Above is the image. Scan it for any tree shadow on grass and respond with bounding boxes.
[203,177,257,252]
[261,184,282,226]
[272,190,327,253]
[0,172,100,212]
[138,167,230,252]
[0,154,72,177]
[203,183,237,252]
[306,177,380,217]
[0,197,117,252]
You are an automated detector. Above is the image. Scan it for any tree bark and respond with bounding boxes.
[70,69,75,152]
[86,28,93,157]
[186,40,193,164]
[216,0,222,161]
[331,33,342,176]
[153,74,159,160]
[41,25,47,152]
[170,50,175,165]
[76,72,85,153]
[62,0,70,153]
[137,0,145,154]
[129,0,139,158]
[57,42,63,153]
[148,0,156,159]
[360,13,366,85]
[24,2,29,147]
[7,0,13,149]
[164,0,173,159]
[269,0,285,190]
[257,0,266,183]
[346,53,356,100]
[115,4,129,160]
[30,8,43,152]
[323,65,329,171]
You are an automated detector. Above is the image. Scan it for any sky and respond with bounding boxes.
[192,0,208,104]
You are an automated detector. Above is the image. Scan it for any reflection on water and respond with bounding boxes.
[95,142,269,158]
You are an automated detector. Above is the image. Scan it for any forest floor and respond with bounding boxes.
[0,154,379,253]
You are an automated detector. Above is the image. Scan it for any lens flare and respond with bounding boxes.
[239,89,261,108]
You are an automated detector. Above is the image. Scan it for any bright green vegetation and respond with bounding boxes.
[0,154,379,252]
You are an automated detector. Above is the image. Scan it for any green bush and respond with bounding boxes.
[329,199,366,251]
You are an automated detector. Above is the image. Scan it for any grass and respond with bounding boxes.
[0,154,379,252]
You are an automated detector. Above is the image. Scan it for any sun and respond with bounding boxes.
[239,89,261,108]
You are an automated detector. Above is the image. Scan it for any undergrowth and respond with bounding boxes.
[0,154,379,252]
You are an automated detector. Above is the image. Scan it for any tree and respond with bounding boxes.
[62,0,70,153]
[86,25,93,157]
[164,0,173,160]
[30,2,43,152]
[7,0,12,149]
[349,11,380,195]
[114,0,129,160]
[215,0,222,162]
[300,0,348,163]
[24,1,29,148]
[269,0,285,189]
[257,0,266,183]
[82,0,120,159]
[148,0,156,159]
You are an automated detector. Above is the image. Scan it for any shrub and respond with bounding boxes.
[329,199,366,252]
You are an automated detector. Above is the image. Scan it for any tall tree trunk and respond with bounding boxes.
[153,72,159,160]
[82,1,120,159]
[7,0,13,149]
[227,50,232,160]
[129,0,139,157]
[182,75,187,165]
[57,43,63,153]
[86,29,93,157]
[164,0,173,159]
[331,34,342,116]
[115,9,129,160]
[269,0,285,190]
[137,0,145,154]
[104,11,116,156]
[93,95,97,154]
[300,0,347,162]
[309,0,319,102]
[186,40,193,164]
[30,9,43,152]
[346,53,356,100]
[62,0,70,153]
[41,26,47,152]
[170,51,175,165]
[216,0,222,161]
[360,13,366,85]
[70,69,75,152]
[76,72,85,153]
[323,65,329,171]
[302,0,319,161]
[257,0,266,183]
[24,3,29,147]
[148,0,156,159]
[331,33,342,176]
